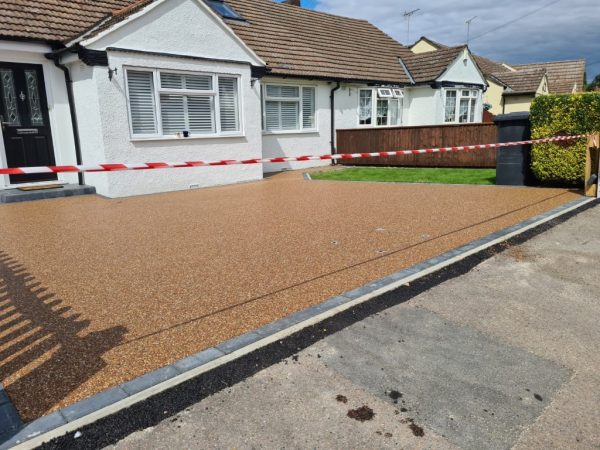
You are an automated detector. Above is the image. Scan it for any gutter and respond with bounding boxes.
[330,81,341,159]
[45,48,84,186]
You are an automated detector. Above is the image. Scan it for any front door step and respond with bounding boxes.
[17,183,64,192]
[0,184,96,203]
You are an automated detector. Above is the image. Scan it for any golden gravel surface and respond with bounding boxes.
[0,171,580,421]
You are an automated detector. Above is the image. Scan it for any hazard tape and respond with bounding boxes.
[0,135,586,176]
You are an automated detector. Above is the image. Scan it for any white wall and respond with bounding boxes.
[85,0,262,67]
[70,52,262,198]
[261,77,339,172]
[0,41,79,189]
[438,50,486,86]
[66,0,264,198]
[403,86,442,125]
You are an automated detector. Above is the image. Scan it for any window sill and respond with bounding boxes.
[130,133,245,142]
[262,129,319,136]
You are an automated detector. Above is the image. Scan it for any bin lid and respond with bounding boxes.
[493,112,530,123]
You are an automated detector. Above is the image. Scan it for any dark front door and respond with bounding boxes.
[0,62,57,184]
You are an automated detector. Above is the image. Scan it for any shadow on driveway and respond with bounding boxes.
[0,251,127,422]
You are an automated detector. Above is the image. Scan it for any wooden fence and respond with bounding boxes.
[336,123,498,168]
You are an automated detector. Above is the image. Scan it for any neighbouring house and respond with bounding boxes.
[490,68,549,114]
[511,60,587,94]
[0,0,486,198]
[410,36,586,114]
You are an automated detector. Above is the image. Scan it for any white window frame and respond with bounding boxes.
[443,88,481,124]
[357,88,403,128]
[124,67,244,140]
[261,83,318,134]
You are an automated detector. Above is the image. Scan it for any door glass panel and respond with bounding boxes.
[24,69,44,126]
[0,68,21,126]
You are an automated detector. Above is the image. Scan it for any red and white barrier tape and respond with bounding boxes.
[0,135,586,176]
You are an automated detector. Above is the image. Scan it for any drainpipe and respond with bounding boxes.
[47,51,84,186]
[330,81,341,160]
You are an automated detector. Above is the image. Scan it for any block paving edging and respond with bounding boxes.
[0,196,595,450]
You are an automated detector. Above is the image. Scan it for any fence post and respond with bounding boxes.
[585,134,600,198]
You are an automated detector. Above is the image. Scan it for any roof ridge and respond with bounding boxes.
[514,59,586,66]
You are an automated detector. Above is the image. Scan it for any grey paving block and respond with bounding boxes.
[0,185,96,204]
[343,283,380,300]
[173,348,225,373]
[0,388,9,407]
[316,295,351,311]
[254,314,305,338]
[0,402,22,437]
[121,365,181,396]
[0,412,66,450]
[61,387,128,423]
[215,331,263,355]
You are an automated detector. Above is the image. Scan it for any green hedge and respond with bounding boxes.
[530,93,600,186]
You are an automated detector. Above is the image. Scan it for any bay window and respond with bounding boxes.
[125,68,241,138]
[359,88,403,127]
[263,84,316,132]
[444,89,480,123]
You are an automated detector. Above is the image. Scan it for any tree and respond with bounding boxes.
[587,73,600,91]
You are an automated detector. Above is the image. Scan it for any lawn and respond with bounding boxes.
[311,167,497,185]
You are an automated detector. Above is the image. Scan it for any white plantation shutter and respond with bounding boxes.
[218,77,239,132]
[280,101,299,130]
[188,96,215,134]
[302,87,315,129]
[264,84,308,132]
[160,94,186,135]
[266,85,299,98]
[127,71,158,135]
[126,70,240,137]
[160,73,212,90]
[265,101,281,131]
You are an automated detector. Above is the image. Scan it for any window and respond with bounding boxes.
[206,0,245,20]
[125,69,241,138]
[359,88,403,127]
[444,89,480,123]
[377,88,394,98]
[263,84,316,132]
[359,89,373,125]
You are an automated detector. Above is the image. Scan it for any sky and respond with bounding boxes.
[279,0,600,80]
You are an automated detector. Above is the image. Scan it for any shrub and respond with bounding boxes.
[530,93,600,186]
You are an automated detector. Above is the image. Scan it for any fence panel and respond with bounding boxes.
[336,123,497,168]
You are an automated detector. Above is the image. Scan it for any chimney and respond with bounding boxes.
[283,0,301,6]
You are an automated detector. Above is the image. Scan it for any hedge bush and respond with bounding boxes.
[530,93,600,186]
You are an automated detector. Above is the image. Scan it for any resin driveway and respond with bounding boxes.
[0,170,580,421]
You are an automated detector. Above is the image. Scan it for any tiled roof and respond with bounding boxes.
[225,0,414,83]
[402,46,467,84]
[0,0,132,42]
[492,68,546,95]
[512,60,586,93]
[473,55,509,77]
[0,0,415,84]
